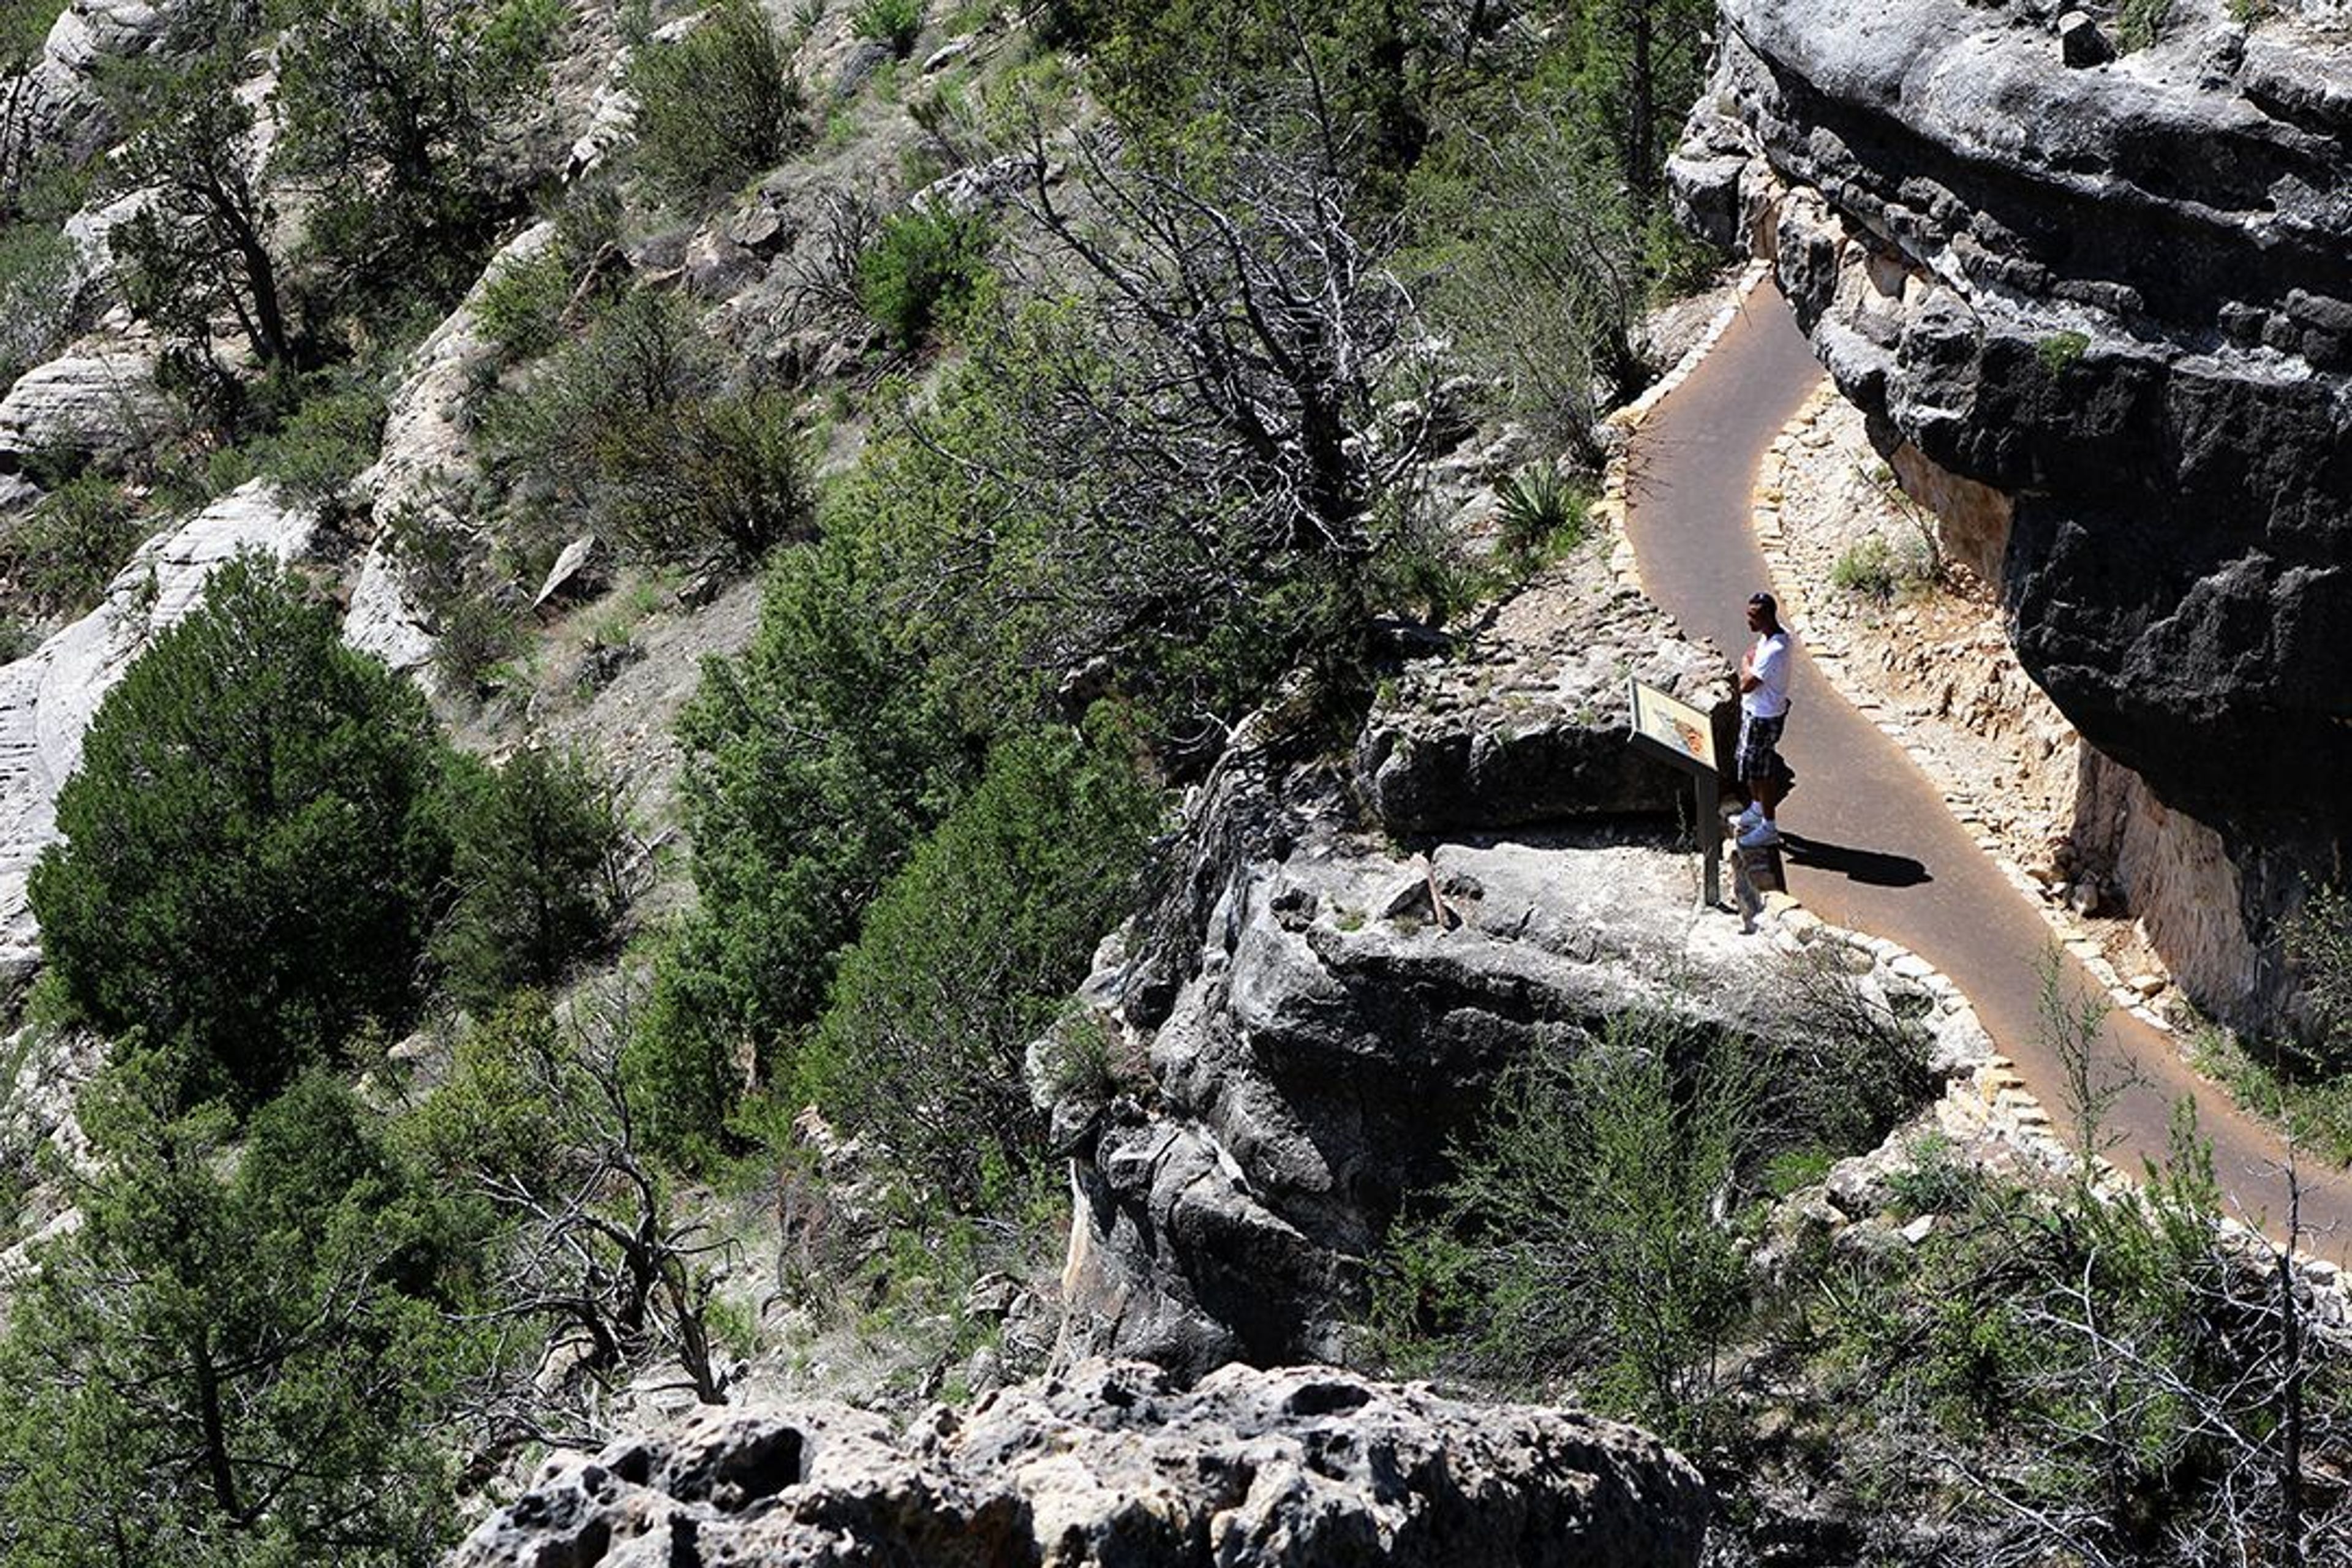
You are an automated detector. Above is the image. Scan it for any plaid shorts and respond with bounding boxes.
[1736,710,1786,782]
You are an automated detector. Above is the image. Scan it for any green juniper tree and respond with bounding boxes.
[0,1066,492,1568]
[28,555,453,1109]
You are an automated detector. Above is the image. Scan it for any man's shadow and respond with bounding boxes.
[1777,832,1932,889]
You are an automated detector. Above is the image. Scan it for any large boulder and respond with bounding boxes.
[1355,551,1730,834]
[0,480,313,978]
[449,1359,1712,1568]
[1672,0,2352,1031]
[1053,706,1986,1377]
[6,0,190,165]
[0,351,176,472]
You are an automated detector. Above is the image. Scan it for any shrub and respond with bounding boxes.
[1493,464,1590,561]
[2116,0,2172,51]
[1,477,144,618]
[620,386,816,560]
[490,288,811,563]
[625,533,981,1155]
[1830,533,1898,600]
[2036,330,2090,376]
[855,205,990,349]
[802,720,1161,1205]
[627,0,804,204]
[269,0,567,312]
[244,374,388,521]
[476,247,576,361]
[851,0,924,58]
[1379,1012,1763,1436]
[0,222,75,390]
[27,556,454,1108]
[0,1063,492,1566]
[434,747,628,1008]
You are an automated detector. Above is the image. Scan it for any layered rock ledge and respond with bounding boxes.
[1673,0,2352,1028]
[449,1360,1709,1568]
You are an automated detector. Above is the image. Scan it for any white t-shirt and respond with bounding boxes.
[1743,630,1792,718]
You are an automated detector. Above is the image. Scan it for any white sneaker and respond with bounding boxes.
[1738,820,1782,850]
[1734,801,1763,829]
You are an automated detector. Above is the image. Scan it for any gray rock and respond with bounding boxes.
[533,535,609,614]
[4,0,190,165]
[1056,720,1981,1373]
[833,39,894,98]
[2056,11,2111,68]
[1355,543,1733,834]
[0,351,177,470]
[448,1360,1710,1568]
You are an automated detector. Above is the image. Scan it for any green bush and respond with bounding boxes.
[0,1063,492,1566]
[802,720,1161,1205]
[1,477,144,619]
[628,386,816,560]
[852,0,924,57]
[2117,0,2173,50]
[1830,533,1898,600]
[434,747,627,1009]
[627,0,804,204]
[269,0,567,312]
[2036,330,2090,375]
[27,556,454,1109]
[476,247,576,361]
[0,222,75,390]
[625,533,981,1155]
[856,205,992,349]
[489,288,813,562]
[1493,464,1591,561]
[1378,1012,1763,1436]
[244,374,389,520]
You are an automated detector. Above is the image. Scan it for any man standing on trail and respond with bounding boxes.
[1735,591,1793,849]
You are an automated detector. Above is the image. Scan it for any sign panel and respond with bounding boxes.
[1627,679,1717,775]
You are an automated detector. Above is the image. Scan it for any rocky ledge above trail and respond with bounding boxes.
[449,1359,1709,1568]
[1355,554,1728,834]
[1672,0,2352,1027]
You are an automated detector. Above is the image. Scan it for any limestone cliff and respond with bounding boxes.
[1673,0,2352,1031]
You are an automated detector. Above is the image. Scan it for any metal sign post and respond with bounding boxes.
[1626,678,1724,909]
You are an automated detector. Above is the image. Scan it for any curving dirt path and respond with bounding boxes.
[1625,283,2352,1264]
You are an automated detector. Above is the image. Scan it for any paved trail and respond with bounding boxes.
[1625,284,2352,1264]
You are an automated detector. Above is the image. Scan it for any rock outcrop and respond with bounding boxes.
[1051,551,1979,1376]
[449,1359,1711,1568]
[1355,554,1729,834]
[0,480,313,976]
[0,350,176,472]
[1673,0,2352,1030]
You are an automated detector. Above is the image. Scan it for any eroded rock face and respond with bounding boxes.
[0,481,313,975]
[1355,558,1731,834]
[1674,0,2352,1028]
[5,0,190,167]
[1053,549,1984,1375]
[448,1360,1711,1568]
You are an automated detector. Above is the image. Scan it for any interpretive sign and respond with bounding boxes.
[1627,679,1717,774]
[1626,678,1725,911]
